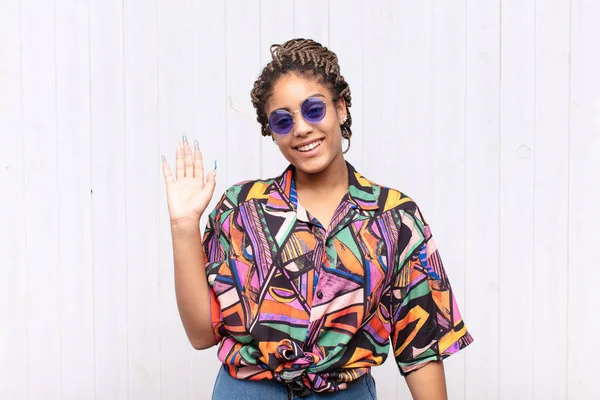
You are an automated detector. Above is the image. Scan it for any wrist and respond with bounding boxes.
[170,217,201,232]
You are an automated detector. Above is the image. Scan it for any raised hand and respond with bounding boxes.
[162,137,217,226]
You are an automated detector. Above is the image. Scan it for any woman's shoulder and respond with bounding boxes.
[206,177,275,224]
[367,180,430,232]
[360,174,421,216]
[217,175,280,207]
[349,163,418,215]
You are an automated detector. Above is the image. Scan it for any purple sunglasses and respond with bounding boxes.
[268,96,334,135]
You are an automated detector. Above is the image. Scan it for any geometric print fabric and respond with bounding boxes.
[203,161,473,395]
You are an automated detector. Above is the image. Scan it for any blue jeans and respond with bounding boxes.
[212,366,377,399]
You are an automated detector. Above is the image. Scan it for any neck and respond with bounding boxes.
[294,154,349,195]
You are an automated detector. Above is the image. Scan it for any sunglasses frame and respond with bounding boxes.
[268,96,337,135]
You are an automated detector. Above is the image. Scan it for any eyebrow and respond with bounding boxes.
[271,93,327,113]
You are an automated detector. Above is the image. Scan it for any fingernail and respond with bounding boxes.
[194,140,199,150]
[213,160,217,170]
[161,155,166,163]
[182,135,188,145]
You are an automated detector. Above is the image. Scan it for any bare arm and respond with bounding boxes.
[162,137,218,350]
[405,361,448,400]
[171,221,217,349]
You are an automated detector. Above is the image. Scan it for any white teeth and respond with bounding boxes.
[297,140,322,152]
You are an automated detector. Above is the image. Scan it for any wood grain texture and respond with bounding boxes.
[89,0,128,397]
[55,0,95,397]
[499,0,536,398]
[465,1,501,399]
[0,0,28,398]
[568,1,600,398]
[20,0,62,396]
[533,1,570,399]
[124,0,161,397]
[0,1,598,398]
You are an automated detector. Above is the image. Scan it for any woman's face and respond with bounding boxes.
[265,73,347,174]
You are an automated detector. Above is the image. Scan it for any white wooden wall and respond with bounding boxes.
[1,0,599,399]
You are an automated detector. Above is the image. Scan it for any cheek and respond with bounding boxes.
[273,136,290,152]
[324,110,342,133]
[322,118,342,138]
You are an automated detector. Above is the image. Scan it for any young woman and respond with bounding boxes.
[162,39,472,399]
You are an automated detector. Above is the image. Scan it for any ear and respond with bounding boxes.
[335,97,347,121]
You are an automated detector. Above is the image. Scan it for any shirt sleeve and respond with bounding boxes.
[202,193,232,343]
[390,205,473,375]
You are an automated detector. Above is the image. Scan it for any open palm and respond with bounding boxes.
[162,138,216,225]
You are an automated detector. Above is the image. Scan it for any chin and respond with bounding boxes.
[289,152,337,175]
[295,161,327,175]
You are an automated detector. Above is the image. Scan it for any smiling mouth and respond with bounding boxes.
[295,139,323,152]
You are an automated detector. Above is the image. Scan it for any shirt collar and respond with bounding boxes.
[265,161,379,212]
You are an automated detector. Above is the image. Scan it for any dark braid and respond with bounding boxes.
[250,38,353,142]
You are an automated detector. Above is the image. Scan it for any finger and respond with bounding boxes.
[175,141,184,179]
[193,140,204,181]
[161,156,174,185]
[184,137,194,178]
[204,169,217,196]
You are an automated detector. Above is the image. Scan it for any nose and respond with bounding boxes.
[293,113,313,137]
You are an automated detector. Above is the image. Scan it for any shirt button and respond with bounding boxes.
[316,291,323,299]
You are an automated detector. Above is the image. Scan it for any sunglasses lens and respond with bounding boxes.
[269,110,294,135]
[301,98,327,123]
[269,98,328,134]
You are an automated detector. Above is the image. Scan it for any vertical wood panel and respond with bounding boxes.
[124,0,161,397]
[20,0,62,396]
[156,0,197,396]
[568,0,600,398]
[361,1,389,184]
[533,1,570,399]
[259,0,294,179]
[0,0,27,397]
[430,1,467,398]
[89,0,128,397]
[329,0,364,172]
[6,2,600,398]
[293,0,328,45]
[192,1,229,396]
[499,0,536,398]
[55,0,95,397]
[226,0,261,185]
[464,1,501,399]
[393,1,433,203]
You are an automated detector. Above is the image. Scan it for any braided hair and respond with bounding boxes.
[250,38,353,147]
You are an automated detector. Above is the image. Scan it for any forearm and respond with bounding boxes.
[171,222,217,350]
[405,361,447,400]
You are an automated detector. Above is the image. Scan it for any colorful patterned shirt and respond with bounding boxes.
[202,162,473,395]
